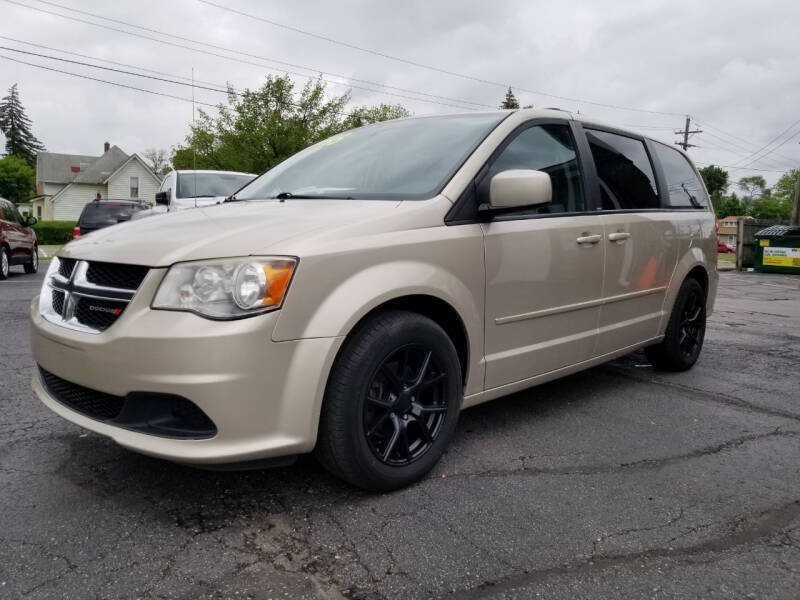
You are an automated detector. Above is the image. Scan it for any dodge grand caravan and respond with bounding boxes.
[30,109,717,491]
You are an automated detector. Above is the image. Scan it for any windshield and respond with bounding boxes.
[235,113,506,201]
[176,173,255,199]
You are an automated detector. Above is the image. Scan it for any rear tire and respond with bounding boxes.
[316,310,462,491]
[0,247,9,280]
[645,277,706,371]
[24,244,38,274]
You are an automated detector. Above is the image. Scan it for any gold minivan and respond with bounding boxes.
[30,109,717,490]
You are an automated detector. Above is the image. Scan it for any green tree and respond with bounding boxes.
[715,192,744,218]
[0,84,45,166]
[173,76,377,173]
[771,169,799,203]
[0,155,35,203]
[749,198,792,221]
[341,103,410,129]
[173,77,410,173]
[737,175,766,204]
[699,164,729,196]
[499,87,520,109]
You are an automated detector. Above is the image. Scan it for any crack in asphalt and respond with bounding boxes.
[422,428,800,482]
[606,366,800,423]
[446,500,800,599]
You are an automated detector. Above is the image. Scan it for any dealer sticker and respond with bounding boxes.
[763,246,800,267]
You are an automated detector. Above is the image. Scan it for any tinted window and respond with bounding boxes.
[236,114,506,201]
[481,124,584,214]
[79,203,144,227]
[652,142,708,208]
[587,130,659,210]
[177,173,254,199]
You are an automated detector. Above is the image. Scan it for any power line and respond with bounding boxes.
[693,116,797,163]
[0,34,232,92]
[739,126,800,169]
[10,0,490,111]
[0,52,219,107]
[726,117,800,168]
[0,45,240,97]
[695,161,789,174]
[197,0,686,117]
[0,46,368,118]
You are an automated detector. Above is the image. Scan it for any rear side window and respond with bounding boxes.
[586,129,659,210]
[480,124,584,215]
[79,204,142,226]
[652,142,708,208]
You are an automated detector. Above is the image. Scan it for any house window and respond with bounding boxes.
[130,176,139,199]
[37,206,42,218]
[728,235,736,244]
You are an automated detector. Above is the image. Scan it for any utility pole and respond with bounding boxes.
[791,166,800,226]
[675,116,702,151]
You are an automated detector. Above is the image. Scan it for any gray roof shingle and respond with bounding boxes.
[72,146,129,184]
[36,151,98,184]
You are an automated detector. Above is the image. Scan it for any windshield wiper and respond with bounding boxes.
[681,184,704,208]
[274,192,355,200]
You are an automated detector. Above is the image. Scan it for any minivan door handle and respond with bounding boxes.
[576,233,602,245]
[608,232,631,242]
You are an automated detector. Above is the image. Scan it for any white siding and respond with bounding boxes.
[53,184,108,221]
[107,158,160,205]
[43,182,66,196]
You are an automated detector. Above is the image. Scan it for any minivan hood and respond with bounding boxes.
[60,199,403,266]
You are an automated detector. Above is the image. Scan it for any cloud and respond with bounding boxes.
[1,0,798,183]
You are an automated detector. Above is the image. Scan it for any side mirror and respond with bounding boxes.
[155,191,170,206]
[483,169,552,214]
[26,216,38,226]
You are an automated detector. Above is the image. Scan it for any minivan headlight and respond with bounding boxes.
[152,257,297,319]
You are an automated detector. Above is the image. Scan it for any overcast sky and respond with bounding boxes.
[1,0,799,185]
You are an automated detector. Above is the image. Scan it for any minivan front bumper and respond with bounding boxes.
[30,294,342,465]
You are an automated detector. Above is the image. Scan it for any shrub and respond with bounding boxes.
[32,221,75,245]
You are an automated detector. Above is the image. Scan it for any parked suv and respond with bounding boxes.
[30,110,717,490]
[0,197,38,279]
[73,199,147,238]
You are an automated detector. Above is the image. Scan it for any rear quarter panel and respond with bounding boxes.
[659,210,717,334]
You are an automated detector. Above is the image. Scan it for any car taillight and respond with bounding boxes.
[73,225,81,238]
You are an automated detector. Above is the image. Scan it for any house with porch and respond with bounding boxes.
[31,142,161,221]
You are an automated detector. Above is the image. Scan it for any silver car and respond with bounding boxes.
[30,109,717,490]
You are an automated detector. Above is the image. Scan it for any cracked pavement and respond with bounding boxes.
[1,266,799,599]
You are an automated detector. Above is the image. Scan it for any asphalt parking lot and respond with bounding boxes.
[1,264,799,599]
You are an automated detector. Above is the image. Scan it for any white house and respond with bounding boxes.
[31,142,161,221]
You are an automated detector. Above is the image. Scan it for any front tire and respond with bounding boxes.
[316,310,462,491]
[645,278,706,371]
[24,244,38,274]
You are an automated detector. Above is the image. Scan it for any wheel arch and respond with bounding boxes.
[342,294,471,387]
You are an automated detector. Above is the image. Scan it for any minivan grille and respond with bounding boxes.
[58,258,76,279]
[42,258,149,333]
[86,262,149,290]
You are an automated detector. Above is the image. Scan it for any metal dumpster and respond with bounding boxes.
[753,225,800,273]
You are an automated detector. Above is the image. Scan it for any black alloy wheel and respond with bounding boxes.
[677,287,704,360]
[645,277,706,372]
[363,344,448,466]
[316,310,462,491]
